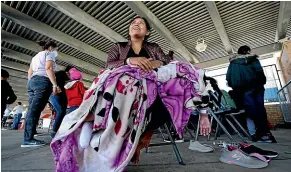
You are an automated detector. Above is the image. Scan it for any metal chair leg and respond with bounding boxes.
[229,115,252,141]
[214,116,221,140]
[225,117,246,142]
[195,114,201,141]
[208,109,235,142]
[208,116,214,141]
[164,123,185,165]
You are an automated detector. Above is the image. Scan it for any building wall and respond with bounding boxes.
[278,41,291,84]
[265,104,284,125]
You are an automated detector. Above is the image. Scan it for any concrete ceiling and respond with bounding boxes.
[1,1,291,103]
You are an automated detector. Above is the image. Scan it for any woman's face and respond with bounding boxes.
[129,18,149,39]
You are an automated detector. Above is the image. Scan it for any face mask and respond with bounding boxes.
[47,50,58,58]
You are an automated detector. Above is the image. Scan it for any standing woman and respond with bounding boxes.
[21,41,60,147]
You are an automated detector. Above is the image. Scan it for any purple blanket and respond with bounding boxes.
[51,62,210,172]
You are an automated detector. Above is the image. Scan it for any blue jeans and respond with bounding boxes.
[49,93,67,133]
[246,117,256,136]
[12,113,22,129]
[243,88,270,138]
[66,106,79,114]
[24,75,52,141]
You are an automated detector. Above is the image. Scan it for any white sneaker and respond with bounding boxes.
[188,140,214,153]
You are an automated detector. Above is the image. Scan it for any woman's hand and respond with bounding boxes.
[57,87,62,94]
[150,60,163,69]
[129,57,153,72]
[199,114,211,136]
[52,87,58,95]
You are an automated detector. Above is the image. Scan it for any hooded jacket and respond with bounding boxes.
[226,54,266,91]
[64,80,87,107]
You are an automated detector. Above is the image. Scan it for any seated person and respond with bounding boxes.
[50,17,212,172]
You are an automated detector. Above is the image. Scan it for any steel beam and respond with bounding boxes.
[1,3,107,62]
[46,1,127,43]
[204,1,233,54]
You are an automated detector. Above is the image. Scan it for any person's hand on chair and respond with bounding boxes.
[199,114,211,136]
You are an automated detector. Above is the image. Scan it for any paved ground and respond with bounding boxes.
[1,128,291,172]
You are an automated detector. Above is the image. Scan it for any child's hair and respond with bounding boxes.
[69,68,83,80]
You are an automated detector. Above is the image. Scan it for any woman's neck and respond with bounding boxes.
[130,38,143,47]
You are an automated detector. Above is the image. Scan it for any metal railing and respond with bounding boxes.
[278,80,291,123]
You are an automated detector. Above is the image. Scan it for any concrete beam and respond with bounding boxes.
[275,2,291,42]
[125,1,199,63]
[46,1,127,43]
[1,3,107,62]
[2,48,32,63]
[1,59,29,72]
[204,1,233,54]
[1,59,91,87]
[195,43,282,69]
[1,31,98,80]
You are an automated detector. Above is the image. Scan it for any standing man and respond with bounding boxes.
[1,69,17,121]
[12,102,23,130]
[226,45,276,143]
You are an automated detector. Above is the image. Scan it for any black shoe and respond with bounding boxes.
[240,145,278,158]
[21,139,46,148]
[164,134,184,143]
[257,134,277,143]
[251,134,258,142]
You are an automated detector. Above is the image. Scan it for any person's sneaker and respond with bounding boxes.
[164,137,184,143]
[21,139,46,148]
[188,140,214,153]
[219,148,268,169]
[239,144,278,158]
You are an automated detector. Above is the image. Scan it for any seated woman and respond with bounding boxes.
[51,17,211,172]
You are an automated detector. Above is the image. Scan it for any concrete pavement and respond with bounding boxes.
[1,129,291,172]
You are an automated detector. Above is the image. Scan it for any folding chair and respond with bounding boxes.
[207,91,252,142]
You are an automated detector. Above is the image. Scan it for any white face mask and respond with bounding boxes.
[46,50,58,58]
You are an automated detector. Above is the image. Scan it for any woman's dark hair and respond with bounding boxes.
[204,75,223,104]
[37,41,57,50]
[168,50,174,57]
[237,45,251,55]
[128,16,151,41]
[65,65,74,72]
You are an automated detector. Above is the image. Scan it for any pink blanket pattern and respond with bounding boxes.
[51,62,207,172]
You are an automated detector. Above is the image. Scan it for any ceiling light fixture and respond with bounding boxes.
[195,38,207,52]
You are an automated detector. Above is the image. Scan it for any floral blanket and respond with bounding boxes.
[51,62,211,172]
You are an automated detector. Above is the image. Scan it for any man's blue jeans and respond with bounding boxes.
[243,88,270,138]
[49,93,67,133]
[12,113,22,129]
[24,76,52,141]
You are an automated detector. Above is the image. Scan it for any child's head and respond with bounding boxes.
[69,68,83,80]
